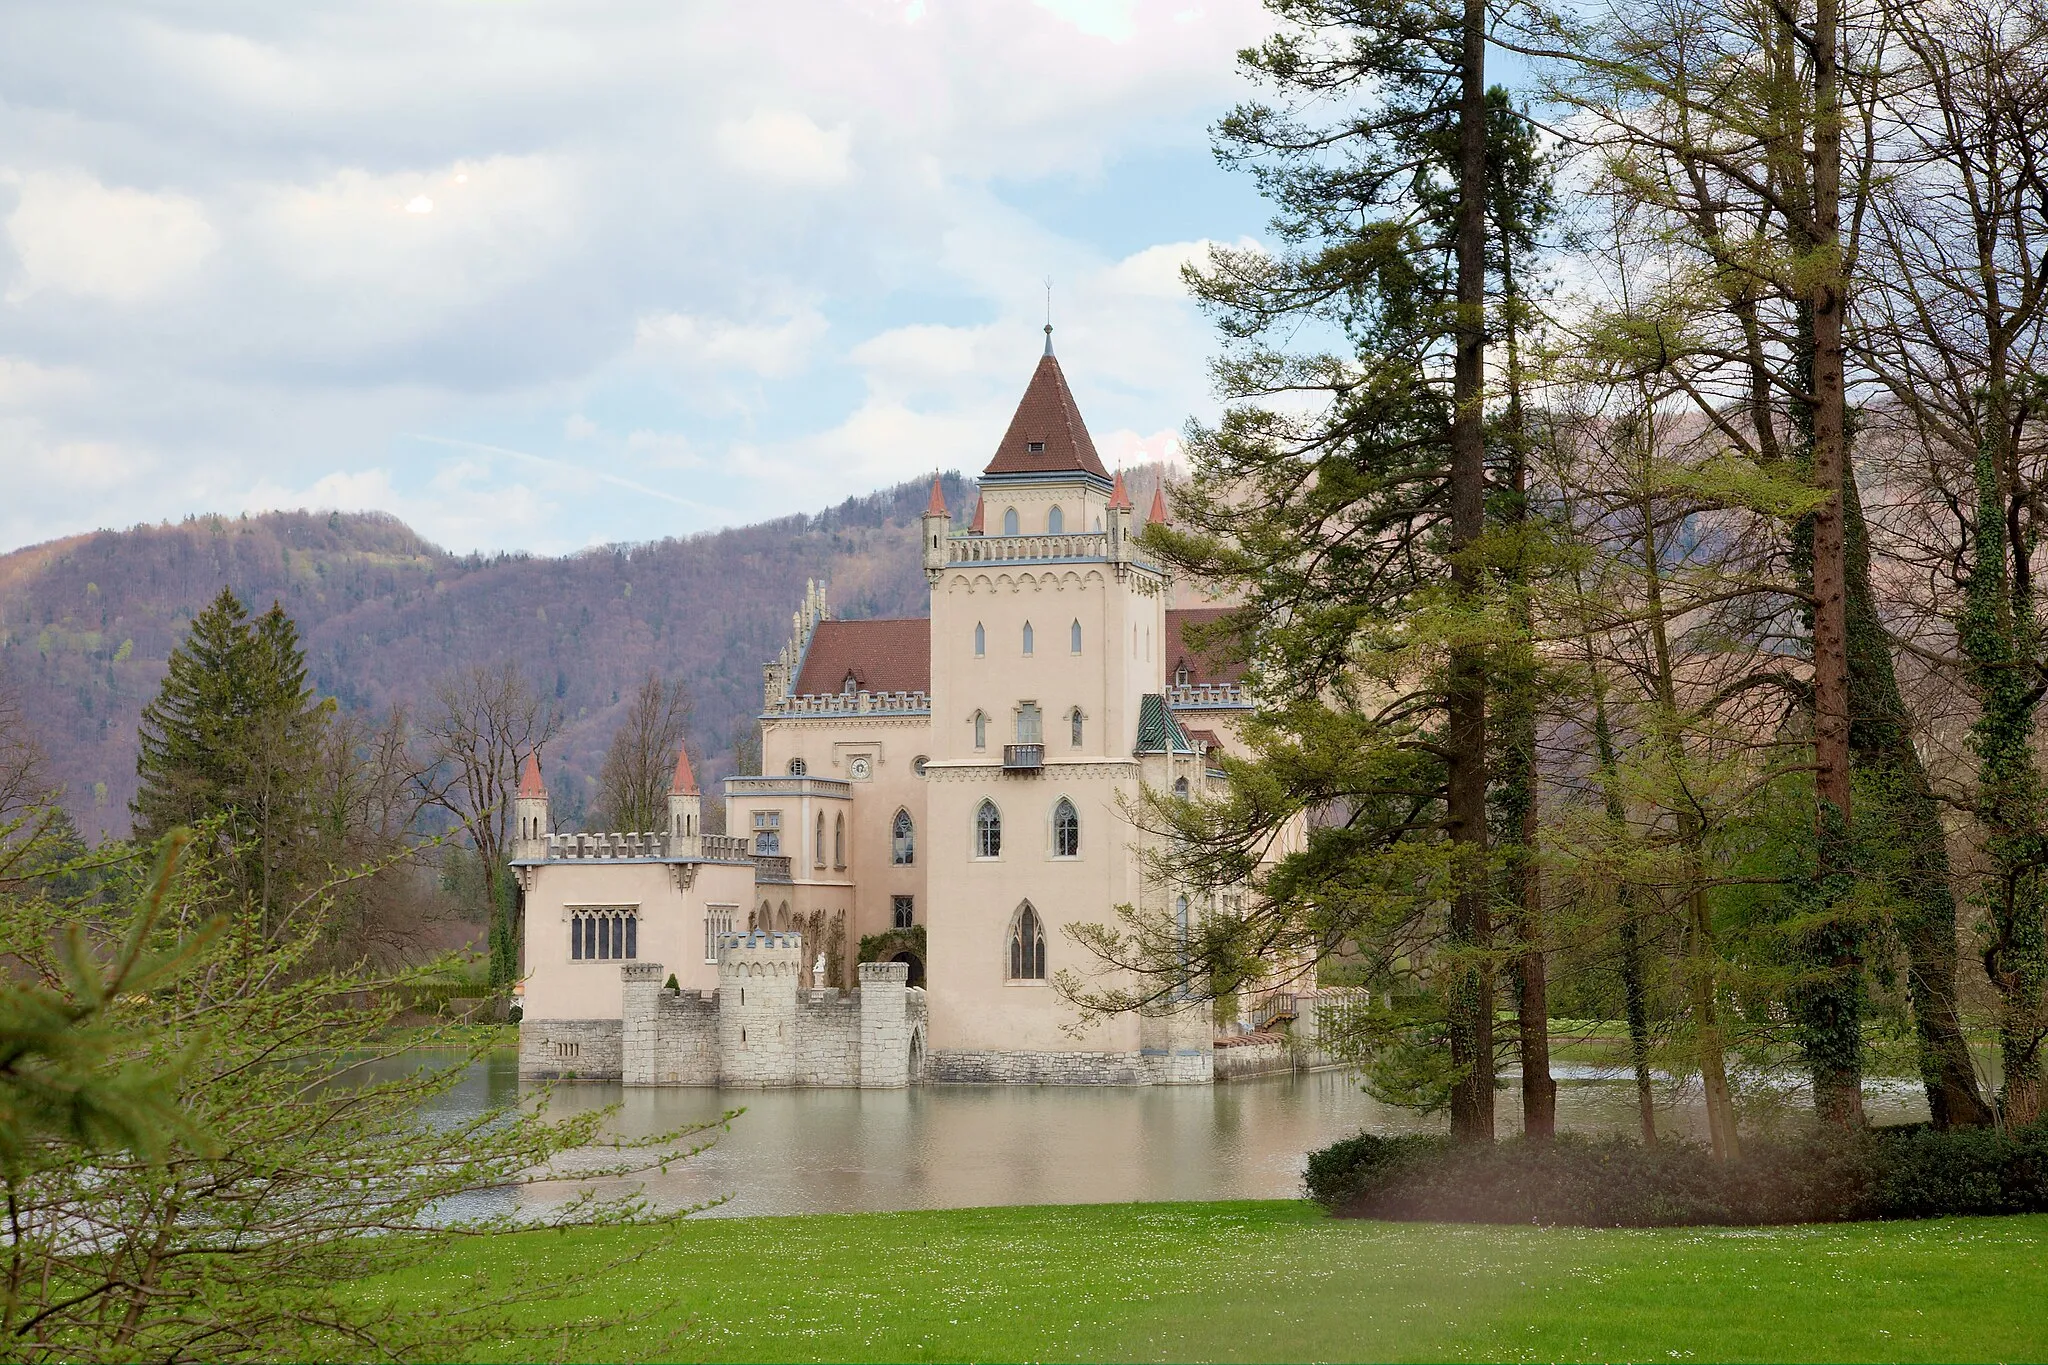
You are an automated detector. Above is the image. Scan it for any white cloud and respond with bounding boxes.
[714,110,854,186]
[633,309,829,379]
[4,171,217,302]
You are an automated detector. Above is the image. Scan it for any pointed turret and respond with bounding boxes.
[969,496,986,535]
[1148,485,1169,525]
[1108,471,1132,511]
[923,476,952,581]
[1107,471,1134,567]
[513,752,549,860]
[667,745,702,848]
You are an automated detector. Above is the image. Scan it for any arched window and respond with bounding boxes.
[892,809,915,865]
[1047,505,1064,533]
[972,710,988,749]
[1175,665,1191,687]
[834,813,846,868]
[1009,903,1046,980]
[1174,776,1190,800]
[1003,507,1020,535]
[756,901,772,932]
[842,671,859,694]
[974,622,986,657]
[1053,798,1079,858]
[1070,619,1082,654]
[976,800,1002,858]
[1022,620,1034,655]
[1016,702,1042,743]
[815,812,827,868]
[788,758,807,776]
[1070,706,1084,747]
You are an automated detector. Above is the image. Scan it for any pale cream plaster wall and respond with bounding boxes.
[522,859,756,1019]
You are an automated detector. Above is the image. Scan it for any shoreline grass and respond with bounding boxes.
[360,1200,2048,1362]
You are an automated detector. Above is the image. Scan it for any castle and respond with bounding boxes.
[512,333,1305,1086]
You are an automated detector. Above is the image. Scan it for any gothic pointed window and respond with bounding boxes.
[973,710,988,749]
[892,808,915,865]
[975,622,986,657]
[1022,621,1034,655]
[834,813,846,868]
[976,799,1002,858]
[1174,776,1190,800]
[1009,903,1046,980]
[1070,619,1082,654]
[1053,798,1079,858]
[842,671,858,694]
[1047,505,1064,534]
[1070,706,1083,747]
[1003,507,1020,536]
[815,813,826,868]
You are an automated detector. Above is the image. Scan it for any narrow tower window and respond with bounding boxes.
[1022,621,1034,655]
[977,800,1003,858]
[1053,798,1079,858]
[1070,619,1082,654]
[973,710,988,750]
[815,813,826,868]
[1047,506,1064,534]
[1070,706,1084,747]
[1003,507,1020,535]
[892,809,915,865]
[975,622,986,657]
[834,813,846,869]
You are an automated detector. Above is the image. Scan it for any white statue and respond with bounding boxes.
[814,952,827,984]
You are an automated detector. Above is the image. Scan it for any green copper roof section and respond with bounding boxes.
[1134,693,1196,755]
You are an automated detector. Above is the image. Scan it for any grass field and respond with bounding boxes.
[366,1201,2048,1363]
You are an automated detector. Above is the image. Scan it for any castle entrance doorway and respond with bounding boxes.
[887,951,925,987]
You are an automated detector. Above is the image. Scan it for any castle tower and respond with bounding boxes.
[667,744,701,848]
[512,752,549,860]
[718,931,802,1086]
[1107,469,1134,567]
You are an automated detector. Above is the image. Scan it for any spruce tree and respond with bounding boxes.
[134,588,328,932]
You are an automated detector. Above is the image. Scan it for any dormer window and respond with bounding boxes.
[1175,665,1191,687]
[1026,441,1045,453]
[842,672,859,694]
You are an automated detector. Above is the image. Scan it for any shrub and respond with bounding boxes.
[1305,1122,2048,1226]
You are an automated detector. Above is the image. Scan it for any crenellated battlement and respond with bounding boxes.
[520,830,752,863]
[1165,681,1251,710]
[764,688,932,718]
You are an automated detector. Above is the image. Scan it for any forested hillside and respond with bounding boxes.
[0,464,1176,840]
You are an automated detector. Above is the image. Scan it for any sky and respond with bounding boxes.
[0,0,1282,557]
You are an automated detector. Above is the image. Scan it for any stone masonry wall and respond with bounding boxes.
[519,1018,623,1080]
[927,1049,1151,1084]
[652,989,720,1084]
[794,989,862,1086]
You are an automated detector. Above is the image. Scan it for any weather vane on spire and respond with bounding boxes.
[1043,276,1054,356]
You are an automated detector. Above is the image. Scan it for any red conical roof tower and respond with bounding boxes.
[671,745,698,795]
[983,336,1109,480]
[925,476,948,516]
[970,496,986,533]
[1108,470,1133,510]
[517,752,545,798]
[1148,485,1169,524]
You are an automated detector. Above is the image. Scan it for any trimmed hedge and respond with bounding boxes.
[1305,1123,2048,1226]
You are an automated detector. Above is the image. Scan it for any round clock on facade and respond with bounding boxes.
[849,755,872,779]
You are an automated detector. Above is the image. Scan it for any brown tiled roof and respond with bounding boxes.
[792,619,931,696]
[518,752,546,798]
[983,353,1110,479]
[1166,607,1248,685]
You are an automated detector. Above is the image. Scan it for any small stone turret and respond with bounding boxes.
[922,476,950,582]
[718,932,803,1086]
[512,752,549,860]
[620,962,666,1085]
[667,745,701,848]
[857,961,922,1087]
[1106,471,1134,569]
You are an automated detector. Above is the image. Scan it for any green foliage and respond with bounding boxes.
[856,923,926,966]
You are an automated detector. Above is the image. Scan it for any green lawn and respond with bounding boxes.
[366,1202,2048,1363]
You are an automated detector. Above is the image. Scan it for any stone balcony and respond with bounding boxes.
[724,775,854,799]
[947,531,1110,565]
[1002,743,1045,772]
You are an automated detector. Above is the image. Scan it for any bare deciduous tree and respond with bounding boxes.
[594,675,694,833]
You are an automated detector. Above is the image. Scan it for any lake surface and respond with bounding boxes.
[414,1051,1934,1219]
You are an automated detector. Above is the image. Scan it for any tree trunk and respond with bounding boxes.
[1591,669,1658,1146]
[1445,0,1494,1144]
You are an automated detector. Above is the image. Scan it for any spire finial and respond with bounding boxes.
[1043,276,1054,356]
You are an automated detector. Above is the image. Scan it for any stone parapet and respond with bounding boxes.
[519,1018,623,1080]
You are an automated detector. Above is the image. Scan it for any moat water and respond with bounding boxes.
[404,1051,1935,1219]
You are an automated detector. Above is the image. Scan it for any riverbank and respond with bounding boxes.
[361,1200,2048,1362]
